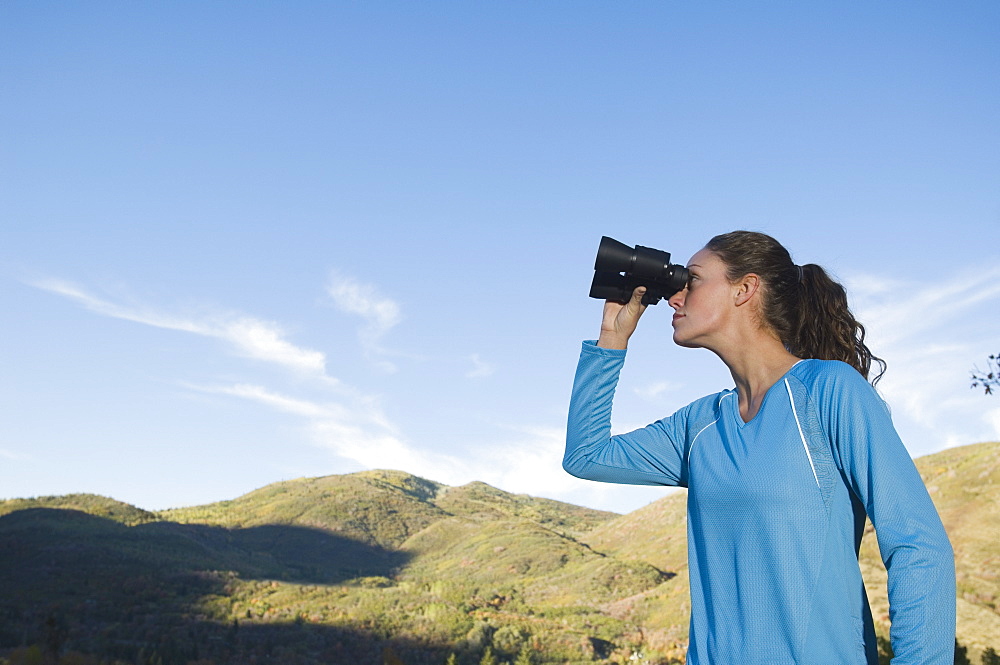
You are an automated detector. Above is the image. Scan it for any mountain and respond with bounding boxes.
[0,469,647,664]
[0,493,158,525]
[158,470,615,549]
[0,442,997,665]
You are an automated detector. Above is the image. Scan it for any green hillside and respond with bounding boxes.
[0,442,997,665]
[0,493,158,526]
[863,441,1000,661]
[0,471,644,665]
[160,470,452,550]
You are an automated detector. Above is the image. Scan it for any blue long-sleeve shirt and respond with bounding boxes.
[564,341,955,665]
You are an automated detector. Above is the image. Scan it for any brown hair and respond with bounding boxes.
[705,230,886,386]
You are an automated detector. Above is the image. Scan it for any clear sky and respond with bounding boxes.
[2,2,998,514]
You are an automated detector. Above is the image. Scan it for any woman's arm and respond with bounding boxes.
[818,363,956,665]
[563,340,688,487]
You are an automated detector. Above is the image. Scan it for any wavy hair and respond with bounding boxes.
[705,230,886,386]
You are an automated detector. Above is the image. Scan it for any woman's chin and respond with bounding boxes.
[672,332,698,349]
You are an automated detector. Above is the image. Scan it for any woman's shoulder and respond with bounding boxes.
[787,358,879,400]
[791,357,859,377]
[674,388,736,424]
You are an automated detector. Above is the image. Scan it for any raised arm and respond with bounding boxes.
[564,285,689,485]
[563,338,690,487]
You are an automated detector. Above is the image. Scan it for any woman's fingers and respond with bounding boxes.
[625,285,648,316]
[598,286,647,349]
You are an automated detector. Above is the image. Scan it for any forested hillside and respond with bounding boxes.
[1,444,997,665]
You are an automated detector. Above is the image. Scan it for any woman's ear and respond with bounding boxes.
[734,273,760,307]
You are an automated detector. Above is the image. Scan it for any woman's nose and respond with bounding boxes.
[668,288,686,310]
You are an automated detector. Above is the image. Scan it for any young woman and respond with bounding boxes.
[564,231,955,665]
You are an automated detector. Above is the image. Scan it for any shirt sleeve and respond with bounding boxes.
[563,340,689,487]
[815,362,956,665]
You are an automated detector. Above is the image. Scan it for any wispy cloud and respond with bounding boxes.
[985,406,1000,443]
[29,274,568,504]
[199,383,334,419]
[193,382,471,485]
[29,275,470,491]
[472,425,585,496]
[633,380,681,401]
[219,318,327,375]
[848,265,1000,455]
[848,268,1000,349]
[0,448,31,462]
[326,272,402,372]
[469,424,671,512]
[191,379,627,509]
[465,353,495,379]
[32,279,329,376]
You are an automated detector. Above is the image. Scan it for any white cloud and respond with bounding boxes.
[326,273,401,336]
[633,380,681,401]
[0,448,31,462]
[31,278,204,334]
[847,267,1000,349]
[31,279,328,376]
[472,425,572,496]
[191,379,653,511]
[195,381,472,485]
[326,272,402,371]
[29,274,516,501]
[30,275,465,490]
[466,354,495,379]
[219,318,326,375]
[849,265,1000,456]
[844,273,908,299]
[198,383,333,419]
[464,424,672,513]
[309,420,465,481]
[984,406,1000,442]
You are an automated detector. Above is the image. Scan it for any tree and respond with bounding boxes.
[43,614,68,665]
[493,625,526,657]
[982,647,1000,665]
[971,354,1000,395]
[955,639,972,665]
[479,646,497,665]
[876,634,893,665]
[514,644,534,665]
[383,647,406,665]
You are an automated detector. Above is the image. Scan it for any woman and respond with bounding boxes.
[563,231,955,664]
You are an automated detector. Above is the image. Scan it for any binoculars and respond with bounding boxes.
[589,236,689,306]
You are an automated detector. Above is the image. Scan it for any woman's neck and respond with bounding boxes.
[716,334,801,423]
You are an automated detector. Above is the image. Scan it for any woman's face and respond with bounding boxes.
[667,248,738,349]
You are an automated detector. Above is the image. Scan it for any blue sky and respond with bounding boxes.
[2,2,998,514]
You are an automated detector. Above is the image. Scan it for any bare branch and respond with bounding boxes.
[971,353,1000,396]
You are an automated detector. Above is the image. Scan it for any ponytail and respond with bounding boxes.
[705,231,886,386]
[795,264,886,386]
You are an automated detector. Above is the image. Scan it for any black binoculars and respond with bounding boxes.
[589,236,689,306]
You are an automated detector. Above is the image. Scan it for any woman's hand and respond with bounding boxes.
[598,286,648,350]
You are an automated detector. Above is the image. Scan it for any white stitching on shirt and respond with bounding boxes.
[784,378,819,488]
[687,393,733,464]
